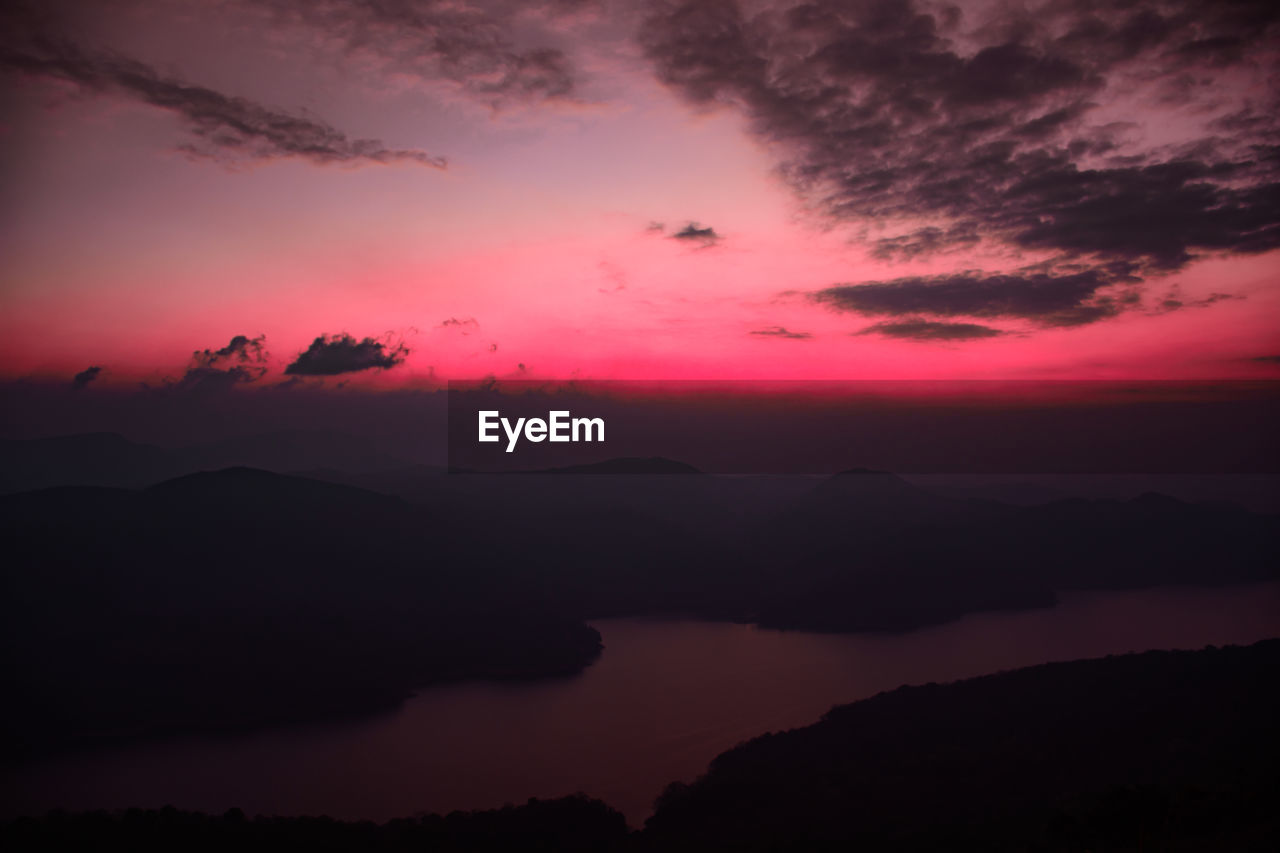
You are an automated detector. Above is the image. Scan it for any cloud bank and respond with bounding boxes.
[168,334,269,392]
[750,326,812,339]
[285,333,411,376]
[1,18,446,168]
[856,319,1004,341]
[640,0,1280,272]
[254,0,592,106]
[71,365,102,389]
[671,222,722,247]
[811,269,1141,328]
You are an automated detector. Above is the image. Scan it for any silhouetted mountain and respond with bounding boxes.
[0,469,601,757]
[5,455,1275,707]
[903,473,1280,514]
[806,466,996,516]
[645,640,1280,851]
[141,465,407,516]
[1007,492,1278,589]
[3,448,1277,757]
[5,643,1275,851]
[909,477,1070,506]
[528,457,703,475]
[739,471,1276,632]
[183,430,410,474]
[287,464,448,495]
[0,795,628,853]
[0,431,413,494]
[0,433,175,492]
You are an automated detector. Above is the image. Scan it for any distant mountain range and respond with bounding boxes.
[0,431,414,494]
[2,445,1276,754]
[0,467,601,757]
[526,457,703,475]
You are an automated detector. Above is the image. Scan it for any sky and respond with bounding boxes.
[1,0,1279,392]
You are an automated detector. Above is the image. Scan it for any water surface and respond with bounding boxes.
[4,582,1278,826]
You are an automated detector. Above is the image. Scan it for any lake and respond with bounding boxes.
[4,582,1278,827]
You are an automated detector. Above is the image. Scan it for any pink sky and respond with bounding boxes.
[1,0,1278,388]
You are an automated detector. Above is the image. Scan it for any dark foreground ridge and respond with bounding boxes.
[1,796,627,853]
[4,641,1276,851]
[645,639,1280,850]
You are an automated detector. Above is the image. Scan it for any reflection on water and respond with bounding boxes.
[4,582,1278,826]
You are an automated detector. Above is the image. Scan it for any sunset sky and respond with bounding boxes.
[2,0,1278,389]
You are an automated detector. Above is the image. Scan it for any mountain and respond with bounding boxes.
[645,640,1280,851]
[909,477,1070,506]
[1008,492,1279,589]
[182,430,411,474]
[738,471,1277,632]
[0,431,414,494]
[0,468,601,757]
[528,457,703,475]
[0,433,175,492]
[6,642,1275,851]
[0,795,629,853]
[3,449,1276,754]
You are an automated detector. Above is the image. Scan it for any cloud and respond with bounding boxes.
[439,317,480,333]
[856,319,1004,341]
[167,334,269,392]
[671,222,721,246]
[197,334,268,365]
[284,333,410,376]
[640,1,1280,272]
[253,0,587,106]
[1250,355,1280,364]
[750,326,813,339]
[598,260,628,293]
[71,365,102,389]
[1153,289,1243,313]
[811,269,1139,327]
[870,224,983,262]
[0,35,446,169]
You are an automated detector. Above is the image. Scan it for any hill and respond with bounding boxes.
[645,639,1280,850]
[0,468,601,757]
[4,642,1275,850]
[0,431,413,494]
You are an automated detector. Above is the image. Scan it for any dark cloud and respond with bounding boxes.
[255,0,586,105]
[440,317,480,332]
[812,269,1138,327]
[1251,355,1280,364]
[285,333,410,376]
[71,365,102,389]
[197,334,268,365]
[640,1,1280,271]
[168,334,269,393]
[1155,289,1242,313]
[0,36,446,169]
[750,326,813,339]
[871,224,980,261]
[671,222,721,246]
[856,319,1004,341]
